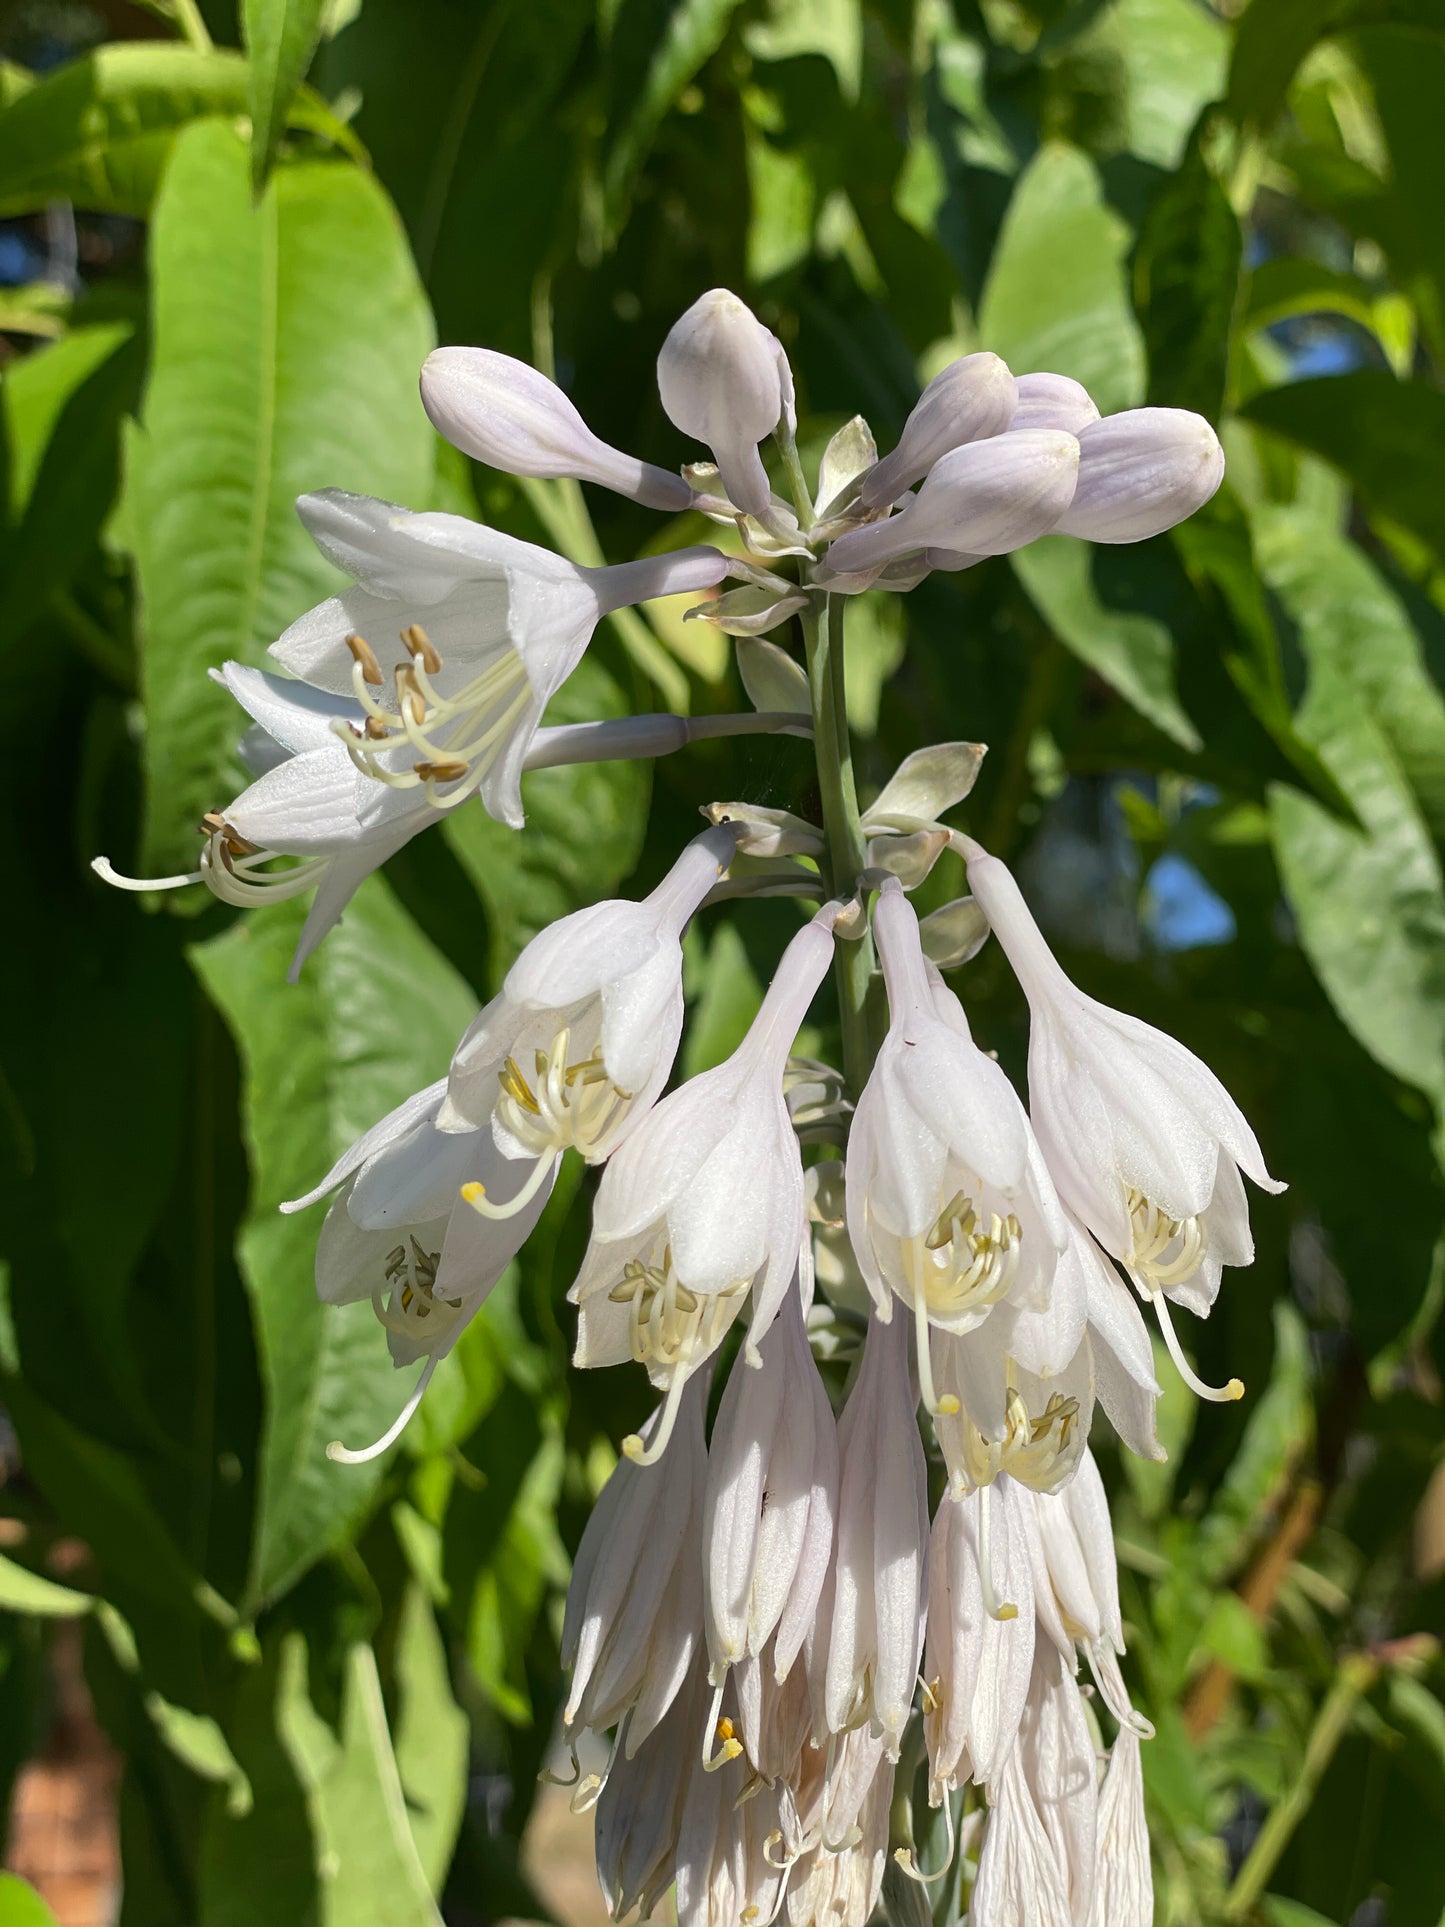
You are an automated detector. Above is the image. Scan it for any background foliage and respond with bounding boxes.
[1,0,1444,1922]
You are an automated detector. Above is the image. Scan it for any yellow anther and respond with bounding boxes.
[413,758,468,783]
[345,631,383,685]
[401,622,443,673]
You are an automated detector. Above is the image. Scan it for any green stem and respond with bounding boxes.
[1223,1652,1378,1920]
[170,0,213,50]
[802,594,878,1093]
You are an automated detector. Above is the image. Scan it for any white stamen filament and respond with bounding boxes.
[893,1792,957,1884]
[489,1027,636,1163]
[337,632,531,808]
[701,1681,744,1773]
[1126,1187,1208,1289]
[326,1354,439,1464]
[1150,1289,1243,1403]
[460,1149,558,1221]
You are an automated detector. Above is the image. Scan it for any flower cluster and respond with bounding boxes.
[98,288,1278,1924]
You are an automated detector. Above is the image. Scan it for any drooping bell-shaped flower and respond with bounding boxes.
[1056,406,1225,543]
[420,346,692,511]
[857,352,1018,510]
[1088,1729,1153,1927]
[847,880,1068,1416]
[960,836,1283,1394]
[970,1739,1075,1927]
[657,289,793,519]
[1029,1448,1152,1737]
[283,1080,556,1461]
[702,1264,838,1689]
[824,1312,930,1759]
[569,903,842,1461]
[267,489,724,826]
[560,1372,708,1759]
[1070,1214,1164,1463]
[933,1321,1094,1499]
[986,1644,1099,1927]
[439,826,739,1227]
[923,1479,1036,1801]
[823,429,1080,577]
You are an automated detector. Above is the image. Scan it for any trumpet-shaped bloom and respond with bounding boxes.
[657,289,793,519]
[702,1274,838,1685]
[440,827,739,1211]
[420,345,691,511]
[824,1313,930,1758]
[933,1321,1094,1497]
[960,838,1283,1348]
[569,905,841,1460]
[561,1373,708,1752]
[1056,406,1225,543]
[857,352,1018,510]
[269,489,723,825]
[847,881,1068,1415]
[923,1479,1036,1799]
[284,1080,556,1460]
[823,429,1080,576]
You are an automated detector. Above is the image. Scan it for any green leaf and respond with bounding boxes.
[1082,0,1230,170]
[1226,0,1445,130]
[1261,1900,1343,1927]
[1133,127,1241,421]
[126,120,434,872]
[0,44,356,219]
[0,1874,61,1927]
[979,141,1145,418]
[244,0,330,194]
[1012,535,1202,751]
[1241,371,1445,571]
[1195,1301,1314,1586]
[392,1585,468,1889]
[190,877,475,1612]
[0,1549,92,1617]
[443,653,650,977]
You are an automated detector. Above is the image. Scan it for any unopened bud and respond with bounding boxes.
[858,352,1018,509]
[1056,406,1224,543]
[1009,370,1100,434]
[657,290,792,519]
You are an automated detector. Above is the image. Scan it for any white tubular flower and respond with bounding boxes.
[268,488,723,826]
[1009,370,1101,434]
[857,352,1018,510]
[1030,1448,1152,1738]
[786,1749,893,1927]
[595,1662,706,1922]
[824,1312,930,1759]
[731,1645,816,1790]
[569,904,842,1462]
[657,289,793,519]
[560,1373,708,1759]
[673,1748,788,1927]
[847,880,1067,1418]
[280,1080,556,1462]
[1088,1729,1152,1927]
[1055,406,1225,543]
[923,1479,1036,1802]
[1072,1216,1164,1463]
[419,346,692,511]
[934,1329,1094,1500]
[702,1272,838,1689]
[822,429,1079,577]
[440,827,738,1217]
[960,836,1283,1396]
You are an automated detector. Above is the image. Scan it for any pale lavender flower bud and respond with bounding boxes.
[1009,370,1101,434]
[857,352,1018,509]
[958,837,1283,1386]
[560,1374,708,1750]
[1055,406,1225,543]
[823,1313,930,1758]
[657,289,793,518]
[824,429,1079,575]
[420,346,692,511]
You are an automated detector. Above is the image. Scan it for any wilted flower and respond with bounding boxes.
[961,835,1283,1397]
[569,904,842,1460]
[595,1660,709,1920]
[440,825,739,1212]
[420,345,692,510]
[824,1312,930,1758]
[1088,1729,1152,1927]
[847,879,1067,1416]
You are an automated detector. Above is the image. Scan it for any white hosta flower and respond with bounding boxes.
[786,1745,893,1927]
[703,1275,838,1688]
[822,430,1079,577]
[561,1373,708,1758]
[439,827,738,1226]
[1088,1729,1152,1927]
[419,346,691,511]
[847,881,1067,1417]
[657,289,793,519]
[595,1662,705,1921]
[283,1080,556,1462]
[1056,406,1225,543]
[1071,1216,1164,1462]
[673,1745,788,1927]
[730,1643,816,1790]
[857,352,1018,510]
[1008,371,1101,435]
[268,488,723,824]
[960,837,1284,1395]
[971,1742,1074,1927]
[1030,1448,1152,1737]
[824,1313,930,1758]
[923,1479,1036,1801]
[569,905,841,1460]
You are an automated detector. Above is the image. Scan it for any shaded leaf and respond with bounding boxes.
[243,0,330,194]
